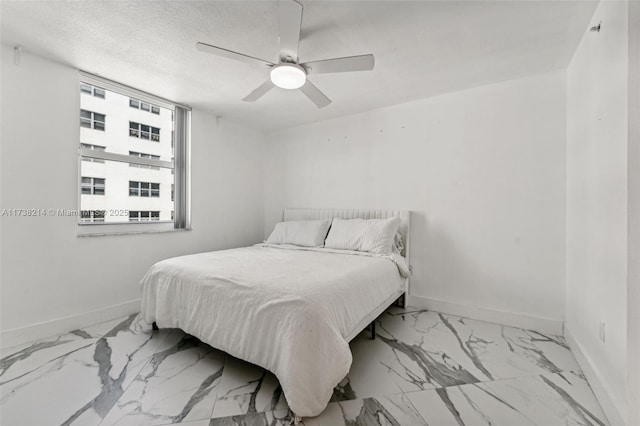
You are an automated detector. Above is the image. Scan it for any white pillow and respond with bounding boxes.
[266,220,332,247]
[324,217,401,255]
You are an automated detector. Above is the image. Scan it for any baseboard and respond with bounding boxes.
[0,299,141,349]
[564,323,626,426]
[406,295,564,335]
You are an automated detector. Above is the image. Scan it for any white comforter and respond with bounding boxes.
[140,244,407,417]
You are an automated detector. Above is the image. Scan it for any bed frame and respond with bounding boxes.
[283,208,411,341]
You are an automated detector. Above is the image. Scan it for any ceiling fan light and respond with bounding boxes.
[270,63,306,89]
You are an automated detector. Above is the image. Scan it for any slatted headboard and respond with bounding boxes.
[282,208,411,262]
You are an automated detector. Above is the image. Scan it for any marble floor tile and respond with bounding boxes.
[1,315,172,426]
[406,371,608,426]
[314,393,426,426]
[210,408,320,426]
[100,331,225,426]
[0,308,607,426]
[211,355,288,419]
[0,314,147,358]
[171,421,211,426]
[366,310,578,386]
[1,327,92,360]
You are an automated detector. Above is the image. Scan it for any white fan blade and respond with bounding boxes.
[302,54,375,74]
[243,80,275,102]
[299,80,331,108]
[279,0,303,61]
[196,42,274,67]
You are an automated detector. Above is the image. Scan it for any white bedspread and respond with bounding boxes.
[140,244,406,417]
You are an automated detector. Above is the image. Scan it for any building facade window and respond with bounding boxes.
[80,83,105,99]
[129,121,160,141]
[81,143,106,163]
[81,177,105,195]
[80,110,105,131]
[80,210,106,223]
[129,151,160,170]
[129,211,160,221]
[130,98,160,115]
[129,181,160,197]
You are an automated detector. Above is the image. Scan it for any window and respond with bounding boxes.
[129,151,160,170]
[81,177,105,195]
[129,121,160,141]
[81,143,106,163]
[80,83,105,99]
[129,211,160,221]
[80,210,105,223]
[80,110,105,131]
[129,181,160,197]
[78,71,190,233]
[130,98,161,115]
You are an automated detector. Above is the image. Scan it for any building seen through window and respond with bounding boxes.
[79,77,177,225]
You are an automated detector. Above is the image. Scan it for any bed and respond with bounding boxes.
[140,209,411,418]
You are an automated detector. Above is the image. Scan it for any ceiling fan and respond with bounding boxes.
[196,0,375,108]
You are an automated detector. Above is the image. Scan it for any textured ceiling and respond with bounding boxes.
[1,0,597,132]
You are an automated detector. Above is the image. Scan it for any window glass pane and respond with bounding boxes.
[141,103,150,111]
[94,88,105,98]
[80,84,92,94]
[129,122,139,137]
[80,78,177,225]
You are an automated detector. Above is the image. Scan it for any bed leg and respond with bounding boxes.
[370,321,376,340]
[152,321,158,331]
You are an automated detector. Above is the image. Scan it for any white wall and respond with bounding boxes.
[0,45,266,343]
[566,1,629,424]
[265,70,567,332]
[628,2,640,423]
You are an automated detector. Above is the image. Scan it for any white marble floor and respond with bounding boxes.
[0,307,608,426]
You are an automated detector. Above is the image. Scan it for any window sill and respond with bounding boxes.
[77,221,191,237]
